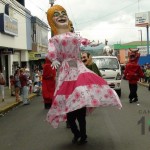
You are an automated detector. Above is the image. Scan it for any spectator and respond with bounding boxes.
[28,76,33,94]
[144,65,150,91]
[33,82,41,96]
[144,65,150,83]
[0,69,5,102]
[140,65,146,82]
[20,68,30,105]
[33,69,40,87]
[14,69,21,102]
[10,75,15,96]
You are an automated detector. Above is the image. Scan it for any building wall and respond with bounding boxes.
[0,0,31,86]
[0,0,30,49]
[119,49,126,64]
[0,0,48,86]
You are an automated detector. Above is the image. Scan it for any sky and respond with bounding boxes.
[25,0,150,45]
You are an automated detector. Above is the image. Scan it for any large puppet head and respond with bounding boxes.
[128,48,140,63]
[47,5,70,35]
[69,20,74,32]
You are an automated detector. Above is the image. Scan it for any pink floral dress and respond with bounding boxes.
[46,32,122,128]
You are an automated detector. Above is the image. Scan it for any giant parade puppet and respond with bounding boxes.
[124,48,144,103]
[45,4,122,144]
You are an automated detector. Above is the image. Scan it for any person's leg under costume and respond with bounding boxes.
[129,83,138,103]
[67,107,87,143]
[132,84,138,102]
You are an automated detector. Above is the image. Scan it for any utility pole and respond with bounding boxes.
[49,0,55,37]
[146,25,149,55]
[138,29,142,45]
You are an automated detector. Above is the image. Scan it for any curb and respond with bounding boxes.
[138,81,149,88]
[0,93,37,114]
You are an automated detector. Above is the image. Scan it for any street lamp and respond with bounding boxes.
[49,0,55,7]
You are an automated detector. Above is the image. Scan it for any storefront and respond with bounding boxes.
[0,48,14,85]
[28,52,46,71]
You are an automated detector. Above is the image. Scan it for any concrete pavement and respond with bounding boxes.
[0,87,37,114]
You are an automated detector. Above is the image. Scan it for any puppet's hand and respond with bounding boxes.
[90,40,102,47]
[51,60,60,69]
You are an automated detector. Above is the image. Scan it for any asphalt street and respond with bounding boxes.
[0,80,150,150]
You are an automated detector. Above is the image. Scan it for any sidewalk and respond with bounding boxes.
[0,87,37,114]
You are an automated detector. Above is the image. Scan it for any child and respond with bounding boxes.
[10,75,15,96]
[28,76,33,94]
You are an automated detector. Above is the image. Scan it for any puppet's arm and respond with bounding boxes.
[81,38,101,47]
[47,39,60,69]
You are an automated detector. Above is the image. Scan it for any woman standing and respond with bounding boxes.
[10,75,15,96]
[0,69,5,102]
[14,69,21,102]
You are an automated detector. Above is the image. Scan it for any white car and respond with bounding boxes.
[92,56,122,97]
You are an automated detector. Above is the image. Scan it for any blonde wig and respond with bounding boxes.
[47,5,69,35]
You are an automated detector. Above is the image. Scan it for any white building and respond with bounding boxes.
[0,0,49,86]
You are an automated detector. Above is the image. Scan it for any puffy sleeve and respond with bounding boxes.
[47,38,58,61]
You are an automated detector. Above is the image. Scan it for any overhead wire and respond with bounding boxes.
[2,0,145,31]
[76,1,139,26]
[12,0,131,29]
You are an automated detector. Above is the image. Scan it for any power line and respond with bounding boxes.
[77,1,138,26]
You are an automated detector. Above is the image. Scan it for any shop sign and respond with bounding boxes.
[0,13,18,36]
[135,11,150,27]
[29,52,46,60]
[1,48,14,55]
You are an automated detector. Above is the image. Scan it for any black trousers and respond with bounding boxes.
[67,107,87,139]
[129,83,138,100]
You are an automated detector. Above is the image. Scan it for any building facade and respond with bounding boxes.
[0,0,49,86]
[29,16,49,71]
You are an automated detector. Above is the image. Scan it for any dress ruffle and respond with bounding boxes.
[47,72,122,128]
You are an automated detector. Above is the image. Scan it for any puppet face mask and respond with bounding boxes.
[47,5,70,35]
[52,10,69,29]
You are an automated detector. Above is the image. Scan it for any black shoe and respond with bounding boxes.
[129,99,132,103]
[44,103,51,109]
[72,136,80,144]
[133,98,138,102]
[78,138,87,145]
